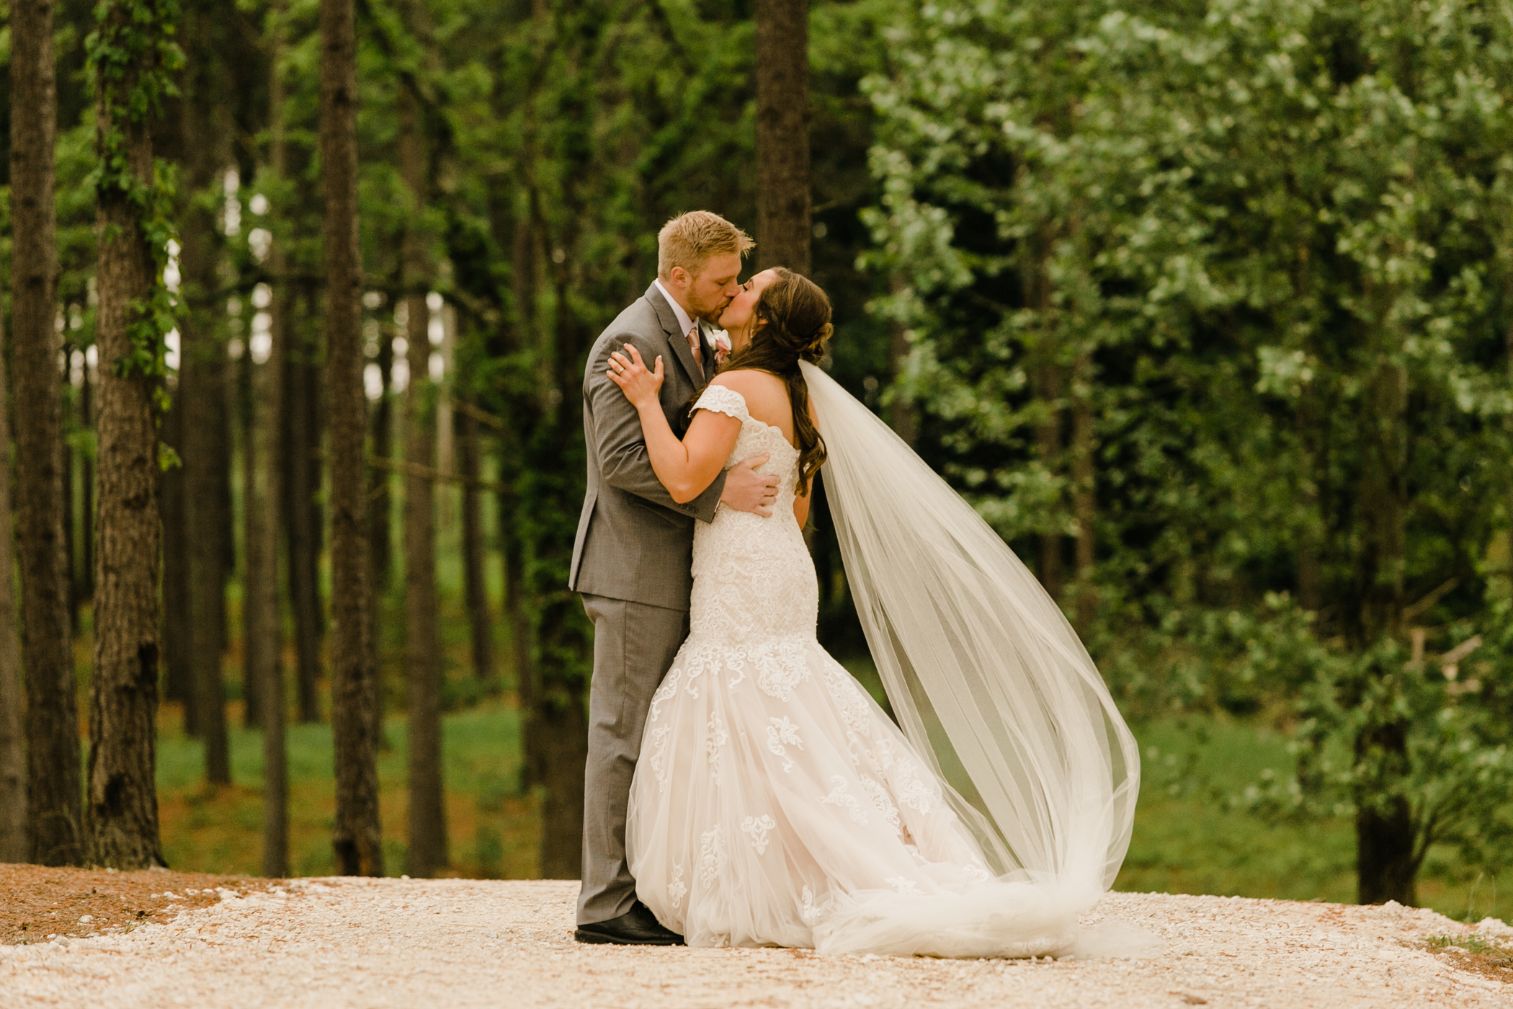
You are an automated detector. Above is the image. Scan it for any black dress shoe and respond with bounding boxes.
[574,901,684,946]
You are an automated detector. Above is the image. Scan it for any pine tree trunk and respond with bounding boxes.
[457,408,494,687]
[1070,349,1097,629]
[537,692,587,878]
[322,0,383,876]
[87,0,173,868]
[78,350,97,607]
[368,320,394,600]
[0,310,30,862]
[1352,356,1414,906]
[498,199,542,788]
[178,70,232,786]
[256,4,293,875]
[398,60,447,876]
[532,247,591,877]
[754,0,812,274]
[255,318,290,872]
[308,329,329,645]
[240,346,262,730]
[435,306,457,500]
[11,0,84,866]
[211,350,233,662]
[1022,230,1064,600]
[1033,361,1064,599]
[1295,385,1323,611]
[885,277,918,447]
[160,395,195,731]
[498,474,535,781]
[283,321,323,725]
[62,349,78,626]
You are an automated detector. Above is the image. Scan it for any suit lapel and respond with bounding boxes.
[645,283,704,387]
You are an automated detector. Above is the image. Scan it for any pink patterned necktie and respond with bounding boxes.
[687,324,703,369]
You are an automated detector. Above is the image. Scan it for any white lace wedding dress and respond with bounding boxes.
[625,384,1094,958]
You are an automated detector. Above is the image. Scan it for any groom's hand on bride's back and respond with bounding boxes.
[721,454,778,516]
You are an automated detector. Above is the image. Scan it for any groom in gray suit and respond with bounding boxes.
[569,211,777,944]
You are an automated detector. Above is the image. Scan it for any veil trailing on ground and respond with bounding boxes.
[800,361,1141,941]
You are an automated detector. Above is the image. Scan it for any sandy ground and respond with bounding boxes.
[0,863,277,944]
[1,873,1509,1008]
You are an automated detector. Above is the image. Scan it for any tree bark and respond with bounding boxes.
[368,314,394,601]
[212,341,234,663]
[754,0,812,273]
[532,219,591,877]
[496,196,540,787]
[177,39,232,785]
[160,392,195,731]
[457,408,495,688]
[62,347,78,626]
[239,346,262,730]
[1295,388,1323,611]
[254,6,291,874]
[283,318,323,725]
[87,0,173,868]
[1033,361,1064,600]
[1070,348,1097,629]
[885,276,918,447]
[0,310,30,862]
[11,0,85,866]
[322,0,383,876]
[79,349,97,608]
[399,63,447,876]
[1352,356,1414,905]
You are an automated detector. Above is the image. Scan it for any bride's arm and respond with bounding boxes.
[607,344,741,504]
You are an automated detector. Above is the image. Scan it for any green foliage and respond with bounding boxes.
[864,0,1513,898]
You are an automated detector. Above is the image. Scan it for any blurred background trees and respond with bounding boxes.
[0,0,1509,917]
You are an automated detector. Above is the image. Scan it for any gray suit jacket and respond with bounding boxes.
[568,283,727,610]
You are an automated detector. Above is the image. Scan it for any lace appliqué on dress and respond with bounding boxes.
[698,826,728,887]
[691,383,751,424]
[766,716,804,773]
[741,814,777,855]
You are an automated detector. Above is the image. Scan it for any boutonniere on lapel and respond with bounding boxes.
[711,329,732,370]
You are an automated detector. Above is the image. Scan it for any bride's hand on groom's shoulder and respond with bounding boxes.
[607,343,664,407]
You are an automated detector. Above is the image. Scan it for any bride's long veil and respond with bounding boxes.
[800,361,1140,907]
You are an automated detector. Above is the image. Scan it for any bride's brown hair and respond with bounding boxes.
[715,267,832,496]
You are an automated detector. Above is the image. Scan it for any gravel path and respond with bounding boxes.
[1,878,1507,1008]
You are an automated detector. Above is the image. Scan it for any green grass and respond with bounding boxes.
[156,699,539,879]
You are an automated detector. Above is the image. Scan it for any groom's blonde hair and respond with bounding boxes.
[657,211,754,279]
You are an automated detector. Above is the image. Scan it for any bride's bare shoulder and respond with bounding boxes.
[710,370,795,436]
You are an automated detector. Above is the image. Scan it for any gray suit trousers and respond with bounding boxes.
[577,592,689,925]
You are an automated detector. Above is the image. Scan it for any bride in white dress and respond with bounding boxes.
[604,268,1143,958]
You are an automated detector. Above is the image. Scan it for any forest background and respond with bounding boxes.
[1,0,1511,925]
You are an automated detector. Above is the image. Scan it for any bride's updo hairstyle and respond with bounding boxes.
[717,267,832,496]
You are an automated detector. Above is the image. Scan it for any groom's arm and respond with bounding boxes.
[586,331,726,522]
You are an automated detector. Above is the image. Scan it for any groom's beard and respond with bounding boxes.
[693,298,732,324]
